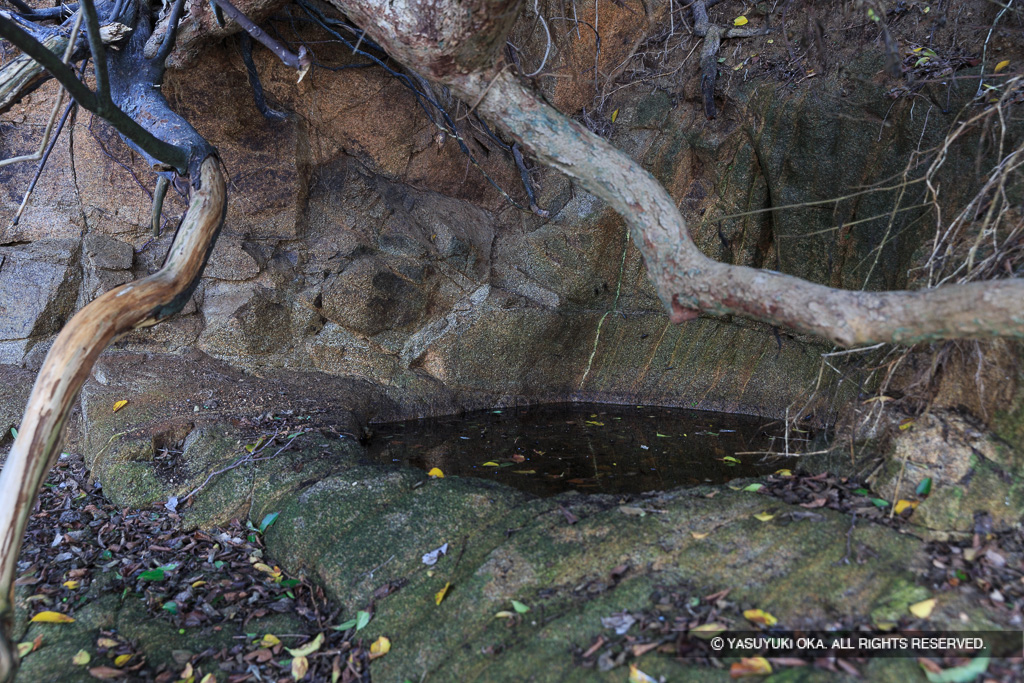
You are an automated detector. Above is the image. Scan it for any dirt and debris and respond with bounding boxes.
[14,452,377,682]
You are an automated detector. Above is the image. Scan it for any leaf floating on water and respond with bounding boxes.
[112,400,128,413]
[435,582,451,606]
[369,636,391,659]
[753,511,775,522]
[427,467,444,478]
[72,650,91,666]
[628,664,657,682]
[511,600,530,614]
[730,656,772,677]
[743,608,778,627]
[30,610,74,623]
[909,598,937,619]
[287,632,324,658]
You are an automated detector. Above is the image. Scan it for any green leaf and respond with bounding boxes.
[259,512,280,533]
[511,600,530,614]
[656,433,670,438]
[853,488,870,496]
[356,610,372,630]
[742,483,763,492]
[139,564,176,582]
[333,619,357,631]
[916,477,932,496]
[214,561,225,570]
[280,579,301,588]
[722,456,741,464]
[10,427,17,439]
[161,601,178,615]
[922,657,990,683]
[870,498,890,508]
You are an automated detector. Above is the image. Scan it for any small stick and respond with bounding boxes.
[151,175,169,236]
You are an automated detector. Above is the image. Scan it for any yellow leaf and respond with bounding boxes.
[180,662,194,679]
[287,633,324,658]
[899,419,914,430]
[753,511,775,522]
[435,582,451,606]
[259,634,280,647]
[734,15,748,26]
[743,608,778,626]
[482,461,499,467]
[690,623,727,638]
[628,664,657,683]
[427,467,444,478]
[995,60,1010,73]
[369,636,391,660]
[96,638,119,649]
[30,610,74,623]
[113,400,128,413]
[894,499,919,514]
[72,650,91,666]
[494,611,516,619]
[114,653,132,667]
[730,656,773,677]
[611,109,619,123]
[909,598,937,618]
[16,642,33,658]
[63,580,80,589]
[774,469,792,477]
[191,580,206,588]
[199,675,216,683]
[291,655,309,680]
[690,531,709,539]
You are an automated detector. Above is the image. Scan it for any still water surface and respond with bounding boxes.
[366,403,799,496]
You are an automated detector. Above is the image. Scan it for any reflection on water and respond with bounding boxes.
[365,404,800,497]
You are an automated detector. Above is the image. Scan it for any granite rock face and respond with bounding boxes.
[0,1,1015,422]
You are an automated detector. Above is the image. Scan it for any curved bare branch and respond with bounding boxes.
[330,0,1024,348]
[0,158,226,682]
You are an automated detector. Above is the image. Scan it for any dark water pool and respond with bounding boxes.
[365,403,801,497]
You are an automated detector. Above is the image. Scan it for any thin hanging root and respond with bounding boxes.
[152,174,169,236]
[0,158,226,682]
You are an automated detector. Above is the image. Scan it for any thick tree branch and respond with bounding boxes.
[0,159,226,682]
[330,0,1024,347]
[0,7,191,172]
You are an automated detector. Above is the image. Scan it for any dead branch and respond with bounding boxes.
[331,0,1024,349]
